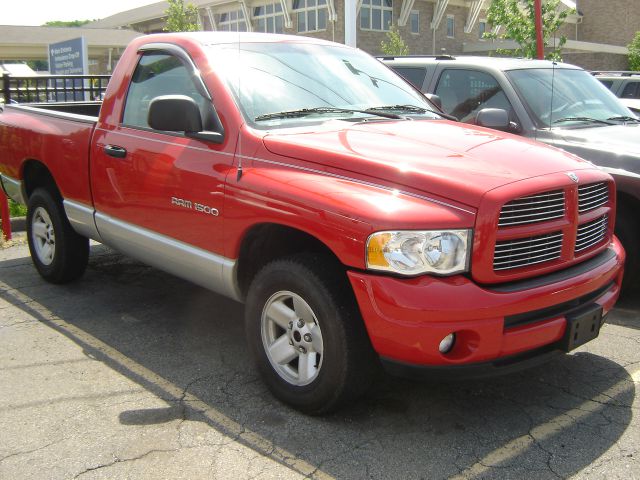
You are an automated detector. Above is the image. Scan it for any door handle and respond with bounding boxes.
[104,144,127,159]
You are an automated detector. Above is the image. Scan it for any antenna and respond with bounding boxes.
[236,24,243,181]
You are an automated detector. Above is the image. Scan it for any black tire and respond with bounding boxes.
[615,206,639,292]
[245,254,377,415]
[26,188,89,284]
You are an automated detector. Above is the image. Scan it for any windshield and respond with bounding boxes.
[206,41,441,128]
[507,68,633,128]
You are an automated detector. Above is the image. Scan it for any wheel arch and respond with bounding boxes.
[21,159,61,201]
[236,223,346,299]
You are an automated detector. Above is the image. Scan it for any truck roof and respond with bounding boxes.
[143,31,338,48]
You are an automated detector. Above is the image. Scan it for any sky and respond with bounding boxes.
[2,0,160,26]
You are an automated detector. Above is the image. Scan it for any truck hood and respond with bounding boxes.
[263,120,593,208]
[554,124,640,157]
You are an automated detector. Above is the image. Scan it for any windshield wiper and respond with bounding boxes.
[552,116,616,126]
[367,104,458,121]
[255,106,403,122]
[606,115,640,123]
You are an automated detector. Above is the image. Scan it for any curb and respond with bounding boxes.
[7,216,26,233]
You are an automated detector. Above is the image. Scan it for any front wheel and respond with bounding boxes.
[26,188,89,283]
[245,254,377,414]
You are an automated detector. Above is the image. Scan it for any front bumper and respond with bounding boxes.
[348,238,625,370]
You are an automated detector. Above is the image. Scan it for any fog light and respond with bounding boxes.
[439,333,456,354]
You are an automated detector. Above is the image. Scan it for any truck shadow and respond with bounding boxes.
[0,245,635,479]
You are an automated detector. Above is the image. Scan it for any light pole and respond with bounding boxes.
[535,0,544,59]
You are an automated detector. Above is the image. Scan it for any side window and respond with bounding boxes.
[434,69,514,123]
[122,52,208,130]
[621,81,640,99]
[598,79,613,90]
[392,66,427,90]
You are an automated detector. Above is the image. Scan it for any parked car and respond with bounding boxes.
[0,35,625,413]
[593,71,640,114]
[382,55,640,289]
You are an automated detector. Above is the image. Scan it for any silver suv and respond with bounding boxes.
[381,55,640,290]
[593,71,640,114]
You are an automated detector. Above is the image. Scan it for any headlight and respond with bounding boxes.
[366,230,472,276]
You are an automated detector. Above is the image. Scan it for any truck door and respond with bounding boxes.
[91,47,235,258]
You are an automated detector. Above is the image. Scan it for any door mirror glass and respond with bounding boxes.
[148,95,203,132]
[476,108,510,131]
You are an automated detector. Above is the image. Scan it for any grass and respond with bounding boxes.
[8,200,27,217]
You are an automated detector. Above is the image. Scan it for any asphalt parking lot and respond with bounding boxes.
[1,240,639,480]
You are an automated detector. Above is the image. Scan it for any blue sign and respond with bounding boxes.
[48,37,87,75]
[48,37,88,101]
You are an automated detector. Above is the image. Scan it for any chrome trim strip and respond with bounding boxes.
[94,212,242,302]
[63,200,102,242]
[0,173,26,205]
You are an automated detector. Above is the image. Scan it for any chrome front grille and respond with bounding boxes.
[493,232,563,271]
[575,215,608,252]
[578,183,608,213]
[498,190,565,227]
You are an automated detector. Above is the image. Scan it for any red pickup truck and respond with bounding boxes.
[0,33,625,414]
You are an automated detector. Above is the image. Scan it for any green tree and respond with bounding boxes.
[380,26,409,56]
[164,0,199,32]
[629,31,640,71]
[484,0,574,61]
[44,20,93,27]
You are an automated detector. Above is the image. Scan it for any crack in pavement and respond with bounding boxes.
[0,438,65,464]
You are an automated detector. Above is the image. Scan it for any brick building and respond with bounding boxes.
[88,0,638,70]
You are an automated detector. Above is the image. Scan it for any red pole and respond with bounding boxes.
[535,0,544,59]
[1,192,11,241]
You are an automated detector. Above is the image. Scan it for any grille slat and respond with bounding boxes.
[494,251,562,267]
[502,196,565,209]
[495,238,563,254]
[576,229,607,246]
[578,182,609,213]
[494,232,563,271]
[576,219,608,236]
[575,215,608,252]
[498,190,565,227]
[579,194,609,208]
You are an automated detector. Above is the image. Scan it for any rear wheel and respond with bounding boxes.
[245,254,377,414]
[26,188,89,283]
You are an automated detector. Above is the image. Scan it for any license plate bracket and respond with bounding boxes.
[562,304,603,352]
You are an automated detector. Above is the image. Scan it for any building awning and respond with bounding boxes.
[0,25,142,61]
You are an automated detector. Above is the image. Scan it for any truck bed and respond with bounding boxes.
[0,102,99,205]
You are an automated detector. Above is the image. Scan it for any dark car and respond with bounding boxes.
[381,55,640,289]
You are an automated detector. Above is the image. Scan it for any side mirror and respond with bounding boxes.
[475,108,510,132]
[148,95,203,132]
[425,93,442,110]
[148,95,224,144]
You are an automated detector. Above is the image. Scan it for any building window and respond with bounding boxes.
[218,9,247,32]
[478,19,486,39]
[254,2,285,33]
[360,0,393,32]
[294,0,328,32]
[410,10,419,34]
[446,15,455,38]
